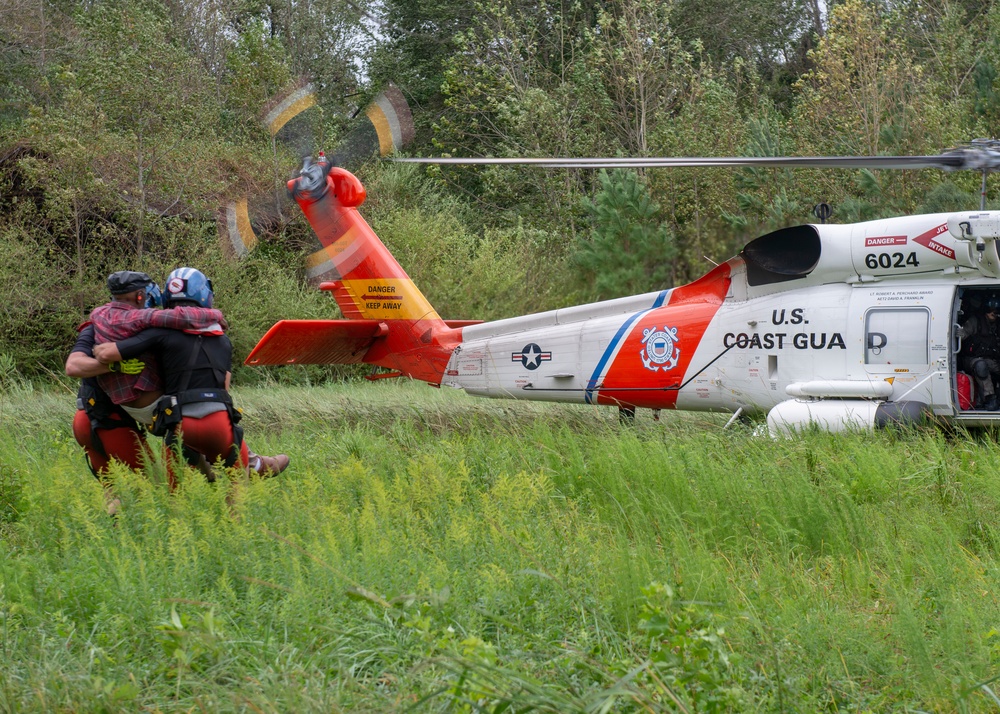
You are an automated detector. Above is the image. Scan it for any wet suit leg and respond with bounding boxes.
[73,409,147,476]
[175,411,248,471]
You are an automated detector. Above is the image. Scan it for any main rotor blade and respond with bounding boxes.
[391,148,1000,172]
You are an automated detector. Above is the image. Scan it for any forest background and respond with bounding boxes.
[2,0,1000,381]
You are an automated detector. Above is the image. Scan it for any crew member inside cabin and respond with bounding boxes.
[958,297,1000,411]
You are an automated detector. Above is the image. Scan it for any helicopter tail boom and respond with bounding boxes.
[247,162,460,382]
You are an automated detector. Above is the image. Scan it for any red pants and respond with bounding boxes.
[173,411,249,470]
[72,409,147,476]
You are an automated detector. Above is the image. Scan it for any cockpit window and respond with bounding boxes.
[741,225,822,286]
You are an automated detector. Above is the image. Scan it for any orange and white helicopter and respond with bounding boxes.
[245,144,1000,434]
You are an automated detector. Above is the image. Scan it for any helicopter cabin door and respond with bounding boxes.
[853,286,954,416]
[952,286,1000,420]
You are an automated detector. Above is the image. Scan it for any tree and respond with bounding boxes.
[588,0,695,156]
[367,0,478,134]
[670,0,822,81]
[74,3,223,256]
[221,19,293,142]
[790,0,943,214]
[160,0,233,77]
[434,0,616,235]
[651,76,752,279]
[573,169,675,300]
[793,0,929,157]
[0,0,79,125]
[226,0,363,99]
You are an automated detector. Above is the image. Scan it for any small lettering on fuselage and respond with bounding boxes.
[723,332,847,350]
[865,235,907,247]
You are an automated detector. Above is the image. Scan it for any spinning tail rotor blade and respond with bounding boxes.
[262,78,318,138]
[331,84,415,170]
[219,83,415,261]
[220,78,320,260]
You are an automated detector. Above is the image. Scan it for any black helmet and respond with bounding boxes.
[987,298,1000,311]
[107,270,153,296]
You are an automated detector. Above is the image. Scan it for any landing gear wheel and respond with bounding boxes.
[618,406,636,426]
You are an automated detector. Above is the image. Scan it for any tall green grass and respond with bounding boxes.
[2,382,1000,711]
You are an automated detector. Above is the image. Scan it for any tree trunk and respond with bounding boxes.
[807,0,824,37]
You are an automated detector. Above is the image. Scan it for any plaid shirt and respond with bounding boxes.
[92,302,225,404]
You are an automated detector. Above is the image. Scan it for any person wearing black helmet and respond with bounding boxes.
[67,272,228,498]
[65,277,160,514]
[94,267,289,479]
[958,297,1000,410]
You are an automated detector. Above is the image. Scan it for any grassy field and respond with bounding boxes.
[3,379,1000,711]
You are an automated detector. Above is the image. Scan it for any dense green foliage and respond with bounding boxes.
[4,0,1000,380]
[4,383,1000,710]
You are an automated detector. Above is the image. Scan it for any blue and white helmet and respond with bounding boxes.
[145,281,164,309]
[164,267,214,308]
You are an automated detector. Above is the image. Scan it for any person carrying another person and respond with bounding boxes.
[958,297,1000,411]
[94,267,289,479]
[66,319,149,514]
[89,270,226,429]
[67,272,223,497]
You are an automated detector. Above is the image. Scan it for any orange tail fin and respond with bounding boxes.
[249,158,459,383]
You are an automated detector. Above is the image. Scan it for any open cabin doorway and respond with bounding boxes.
[954,286,1000,414]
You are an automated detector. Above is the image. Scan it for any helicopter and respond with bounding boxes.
[243,142,1000,435]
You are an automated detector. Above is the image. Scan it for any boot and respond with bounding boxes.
[248,451,290,476]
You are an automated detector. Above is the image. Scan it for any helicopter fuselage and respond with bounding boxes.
[249,166,1000,433]
[442,212,1000,431]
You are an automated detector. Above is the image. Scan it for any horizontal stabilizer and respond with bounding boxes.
[244,320,386,365]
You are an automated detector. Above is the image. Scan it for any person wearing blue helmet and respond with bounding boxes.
[958,296,1000,410]
[95,267,289,479]
[67,272,229,499]
[83,271,226,432]
[145,280,164,309]
[75,272,244,487]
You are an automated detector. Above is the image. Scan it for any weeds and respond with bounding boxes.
[2,383,1000,710]
[0,353,32,394]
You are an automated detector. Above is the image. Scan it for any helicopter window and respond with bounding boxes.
[864,308,930,366]
[740,226,821,287]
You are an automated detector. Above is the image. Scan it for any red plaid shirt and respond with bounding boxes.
[92,302,226,404]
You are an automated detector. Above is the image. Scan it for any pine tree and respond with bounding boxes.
[574,169,675,300]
